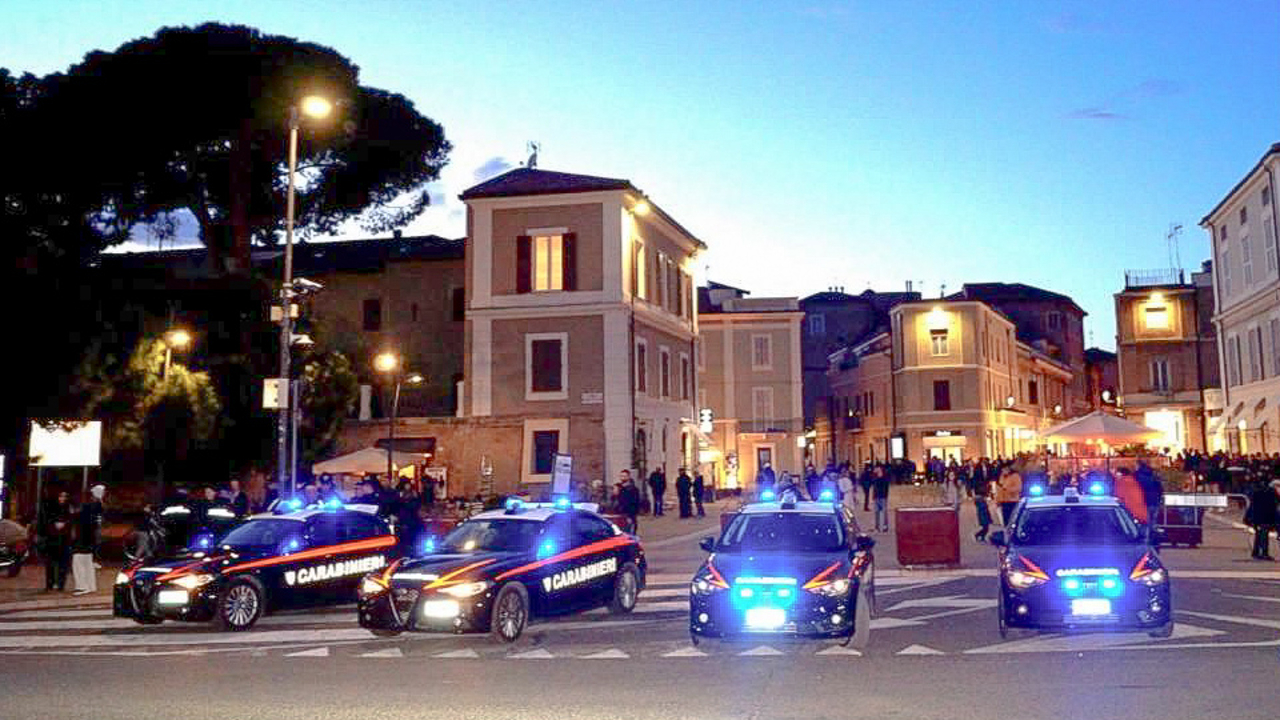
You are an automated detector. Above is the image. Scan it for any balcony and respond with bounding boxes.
[1125,268,1185,288]
[739,418,803,434]
[841,414,864,432]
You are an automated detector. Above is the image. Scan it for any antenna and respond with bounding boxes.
[940,282,947,298]
[526,141,541,169]
[1167,222,1184,273]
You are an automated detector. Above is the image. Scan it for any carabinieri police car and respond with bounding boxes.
[991,485,1173,638]
[689,490,876,646]
[357,498,646,642]
[114,503,397,630]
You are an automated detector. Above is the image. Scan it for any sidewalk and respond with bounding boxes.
[0,561,121,607]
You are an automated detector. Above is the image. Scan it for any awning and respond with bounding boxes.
[1038,411,1163,444]
[312,447,423,475]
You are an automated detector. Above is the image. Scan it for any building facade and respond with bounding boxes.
[459,167,704,490]
[698,286,805,491]
[819,300,1073,465]
[1202,143,1280,453]
[1114,265,1220,453]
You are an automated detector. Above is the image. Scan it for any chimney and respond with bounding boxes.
[905,280,913,292]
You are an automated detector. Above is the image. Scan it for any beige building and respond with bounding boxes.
[459,167,704,489]
[1201,143,1280,453]
[697,285,804,491]
[1114,265,1220,454]
[821,300,1072,464]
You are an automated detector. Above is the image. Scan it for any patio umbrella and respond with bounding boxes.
[311,447,421,475]
[1039,411,1164,444]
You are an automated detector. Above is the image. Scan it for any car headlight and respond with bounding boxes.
[114,572,130,586]
[359,576,389,598]
[1005,570,1048,590]
[807,578,852,597]
[439,580,491,598]
[1129,553,1167,586]
[171,573,214,590]
[691,575,728,595]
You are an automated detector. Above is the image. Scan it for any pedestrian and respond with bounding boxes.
[676,468,693,518]
[1113,467,1149,526]
[319,476,345,505]
[1245,480,1279,560]
[259,477,280,513]
[616,470,642,534]
[859,463,873,511]
[647,467,667,516]
[39,490,73,591]
[394,481,424,555]
[227,478,250,518]
[693,471,707,517]
[755,462,777,497]
[872,466,891,532]
[72,485,105,595]
[994,467,1022,527]
[838,469,857,514]
[1136,461,1164,541]
[805,465,821,502]
[942,469,961,508]
[973,471,992,542]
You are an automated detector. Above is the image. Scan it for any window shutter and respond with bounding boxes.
[561,232,577,291]
[516,235,532,294]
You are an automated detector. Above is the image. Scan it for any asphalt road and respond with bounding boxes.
[3,526,1279,720]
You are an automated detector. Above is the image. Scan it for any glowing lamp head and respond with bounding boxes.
[405,373,424,385]
[631,199,651,216]
[166,329,191,349]
[374,351,400,374]
[299,95,332,119]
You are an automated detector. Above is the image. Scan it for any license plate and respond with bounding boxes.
[157,590,189,605]
[1070,598,1111,616]
[744,607,787,629]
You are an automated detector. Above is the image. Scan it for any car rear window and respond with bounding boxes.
[1013,506,1142,546]
[718,512,844,552]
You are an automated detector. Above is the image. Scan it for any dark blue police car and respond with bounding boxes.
[357,499,646,642]
[991,486,1173,638]
[689,492,875,646]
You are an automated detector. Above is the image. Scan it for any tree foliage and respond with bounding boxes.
[300,349,360,465]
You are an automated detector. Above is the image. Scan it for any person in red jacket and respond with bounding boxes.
[1113,467,1149,526]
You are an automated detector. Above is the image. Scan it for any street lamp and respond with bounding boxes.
[277,94,333,494]
[375,351,423,482]
[163,328,191,380]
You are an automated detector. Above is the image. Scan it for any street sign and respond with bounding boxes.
[552,453,573,495]
[263,378,289,409]
[28,421,102,467]
[699,408,713,434]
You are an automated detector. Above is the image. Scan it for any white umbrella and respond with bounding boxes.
[1039,411,1163,444]
[311,447,421,475]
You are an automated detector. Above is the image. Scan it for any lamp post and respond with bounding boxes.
[277,95,332,495]
[163,329,191,380]
[375,351,422,482]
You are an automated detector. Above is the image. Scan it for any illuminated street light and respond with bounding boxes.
[299,95,332,119]
[375,352,421,481]
[163,328,192,380]
[374,351,400,374]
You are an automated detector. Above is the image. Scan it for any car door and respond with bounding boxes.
[570,512,624,605]
[290,514,344,606]
[528,514,580,615]
[329,512,393,601]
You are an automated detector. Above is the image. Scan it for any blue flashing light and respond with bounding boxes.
[760,489,777,502]
[536,540,557,559]
[286,498,303,511]
[421,536,437,554]
[552,495,572,510]
[776,588,791,599]
[1099,576,1123,598]
[194,534,212,549]
[1061,577,1083,595]
[818,489,835,502]
[1028,484,1046,497]
[1088,482,1106,496]
[739,587,755,599]
[284,537,301,553]
[505,497,523,511]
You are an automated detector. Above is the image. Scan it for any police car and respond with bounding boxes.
[114,503,397,630]
[357,498,646,642]
[689,490,876,646]
[991,485,1173,638]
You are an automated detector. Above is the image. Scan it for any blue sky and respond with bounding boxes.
[7,0,1279,349]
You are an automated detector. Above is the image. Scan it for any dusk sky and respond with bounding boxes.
[8,0,1279,349]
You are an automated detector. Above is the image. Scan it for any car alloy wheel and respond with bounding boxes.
[609,564,639,614]
[221,582,262,631]
[492,584,527,642]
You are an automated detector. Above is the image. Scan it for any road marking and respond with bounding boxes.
[0,627,410,649]
[645,573,694,584]
[435,648,479,658]
[0,599,112,613]
[966,623,1224,655]
[360,648,404,658]
[869,617,925,630]
[645,524,725,549]
[510,648,555,659]
[0,612,357,632]
[1,609,114,620]
[1178,610,1280,630]
[580,648,629,658]
[662,646,707,657]
[737,645,785,656]
[639,588,687,599]
[1216,592,1280,604]
[285,647,329,657]
[885,595,996,613]
[815,645,862,656]
[897,644,945,655]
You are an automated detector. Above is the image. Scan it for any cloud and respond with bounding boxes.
[473,156,515,183]
[1065,78,1185,121]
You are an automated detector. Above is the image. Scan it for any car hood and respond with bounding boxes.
[701,551,849,586]
[390,551,529,584]
[129,547,272,576]
[1011,545,1152,577]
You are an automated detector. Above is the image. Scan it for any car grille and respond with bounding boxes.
[392,587,420,622]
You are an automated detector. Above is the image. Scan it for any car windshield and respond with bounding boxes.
[717,512,844,553]
[218,519,302,550]
[438,519,544,553]
[1013,506,1143,546]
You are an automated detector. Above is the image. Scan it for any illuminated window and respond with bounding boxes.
[930,329,949,356]
[532,235,563,291]
[1143,305,1169,329]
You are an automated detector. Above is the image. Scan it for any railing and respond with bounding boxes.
[1125,269,1185,288]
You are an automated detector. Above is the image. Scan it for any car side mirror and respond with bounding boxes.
[854,535,876,553]
[989,531,1006,547]
[699,536,716,553]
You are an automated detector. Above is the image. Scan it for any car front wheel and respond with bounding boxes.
[490,583,528,643]
[216,580,264,631]
[608,563,640,614]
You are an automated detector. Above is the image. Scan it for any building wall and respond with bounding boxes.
[491,203,605,295]
[800,296,879,425]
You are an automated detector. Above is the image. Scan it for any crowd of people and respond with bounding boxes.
[33,484,107,594]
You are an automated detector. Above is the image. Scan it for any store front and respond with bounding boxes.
[922,430,967,464]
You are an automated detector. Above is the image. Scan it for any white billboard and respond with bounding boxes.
[28,421,102,467]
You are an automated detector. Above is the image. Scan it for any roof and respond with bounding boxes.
[949,283,1085,316]
[470,508,557,522]
[1201,143,1280,225]
[740,501,839,514]
[1085,347,1117,363]
[1023,494,1120,509]
[459,167,633,200]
